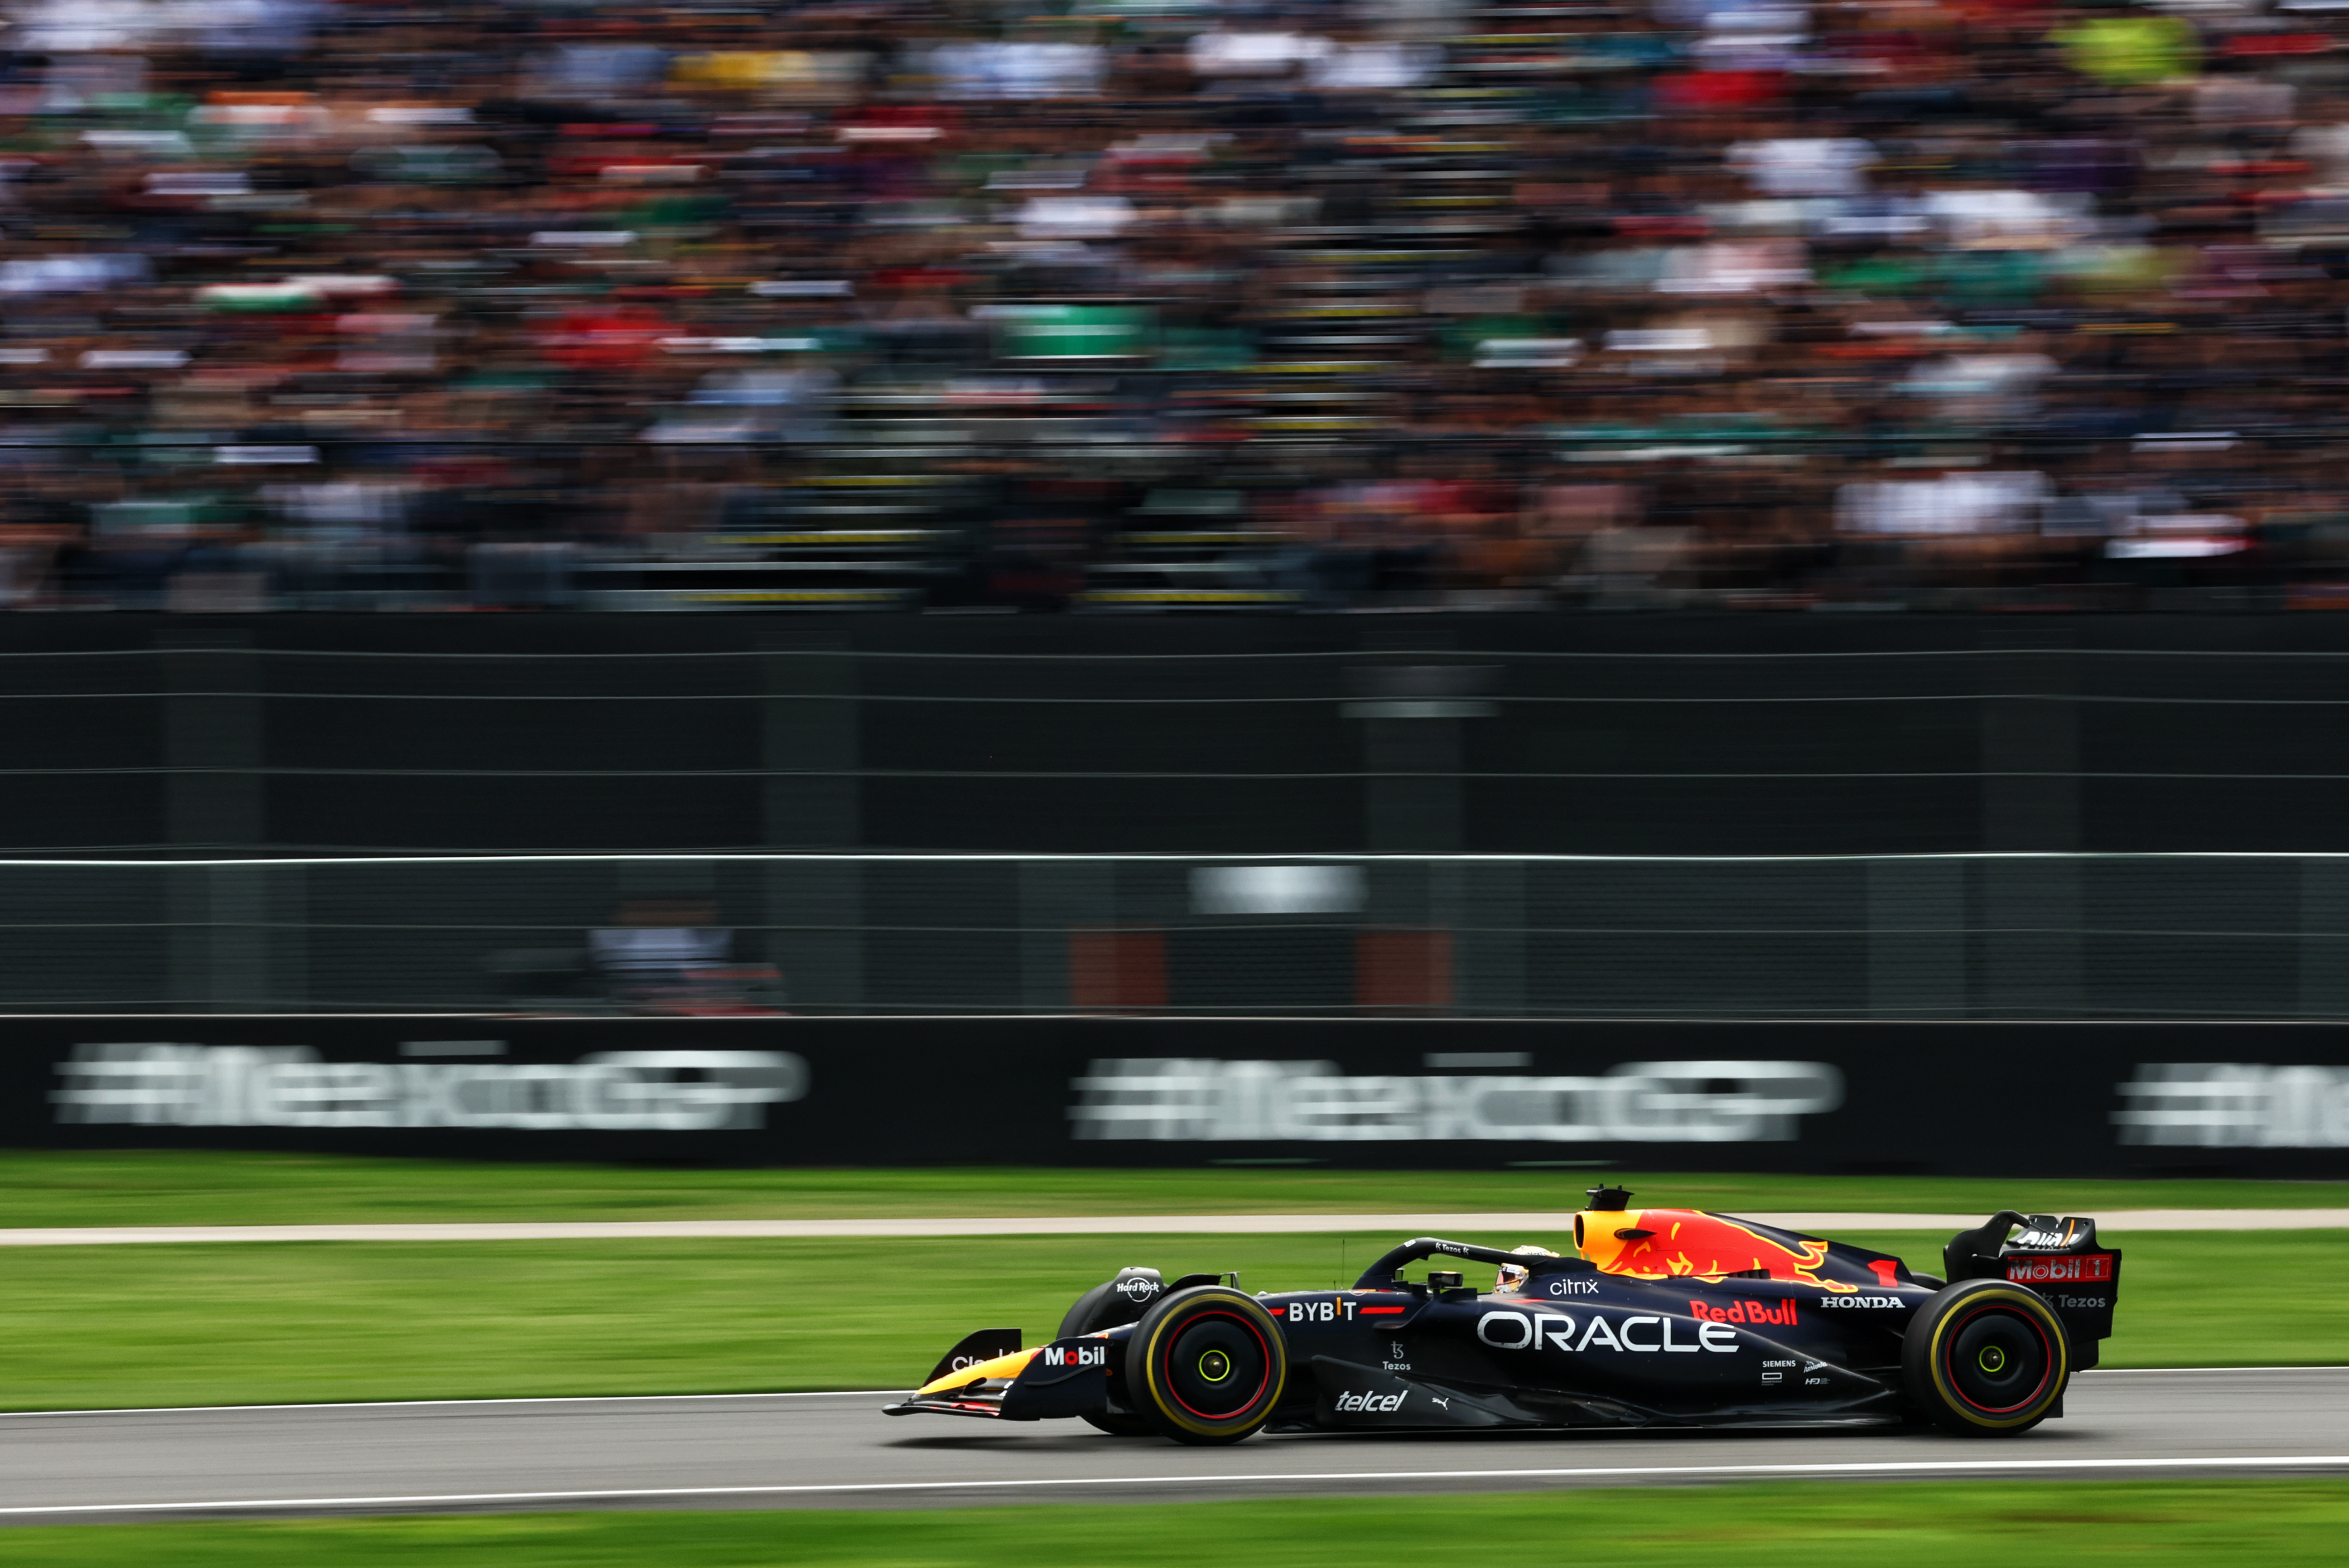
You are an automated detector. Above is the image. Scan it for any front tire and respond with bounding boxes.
[1057,1283,1123,1341]
[1124,1286,1287,1445]
[1902,1279,2069,1436]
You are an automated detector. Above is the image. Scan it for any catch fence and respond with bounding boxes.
[11,850,2349,1020]
[16,633,2349,858]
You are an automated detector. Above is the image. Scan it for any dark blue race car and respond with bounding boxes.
[885,1187,2120,1444]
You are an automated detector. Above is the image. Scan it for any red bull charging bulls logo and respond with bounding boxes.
[1576,1209,1861,1293]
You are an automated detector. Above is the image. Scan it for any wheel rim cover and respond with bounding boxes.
[1945,1304,2052,1415]
[1162,1312,1270,1421]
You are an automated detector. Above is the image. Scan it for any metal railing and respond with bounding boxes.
[10,850,2349,1019]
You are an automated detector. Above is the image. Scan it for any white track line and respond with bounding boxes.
[2073,1366,2338,1375]
[4,1209,2346,1246]
[10,1455,2349,1518]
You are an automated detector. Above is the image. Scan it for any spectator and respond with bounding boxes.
[0,0,2337,613]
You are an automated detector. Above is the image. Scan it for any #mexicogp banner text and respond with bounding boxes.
[2,1017,2345,1176]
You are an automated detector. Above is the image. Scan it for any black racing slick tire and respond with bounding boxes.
[1125,1286,1287,1445]
[1057,1283,1122,1341]
[1061,1280,1158,1434]
[1902,1278,2070,1436]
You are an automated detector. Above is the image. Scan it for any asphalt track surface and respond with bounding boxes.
[6,1369,2347,1524]
[4,1209,2347,1245]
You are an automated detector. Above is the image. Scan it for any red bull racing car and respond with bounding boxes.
[884,1188,2120,1444]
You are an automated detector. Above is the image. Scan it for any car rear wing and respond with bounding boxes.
[1945,1211,2122,1369]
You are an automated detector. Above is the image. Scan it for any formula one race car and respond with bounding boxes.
[884,1188,2120,1444]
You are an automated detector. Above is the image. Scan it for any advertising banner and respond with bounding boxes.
[990,304,1155,360]
[3,1017,2346,1175]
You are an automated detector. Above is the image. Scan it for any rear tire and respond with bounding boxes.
[1902,1279,2069,1436]
[1124,1286,1287,1445]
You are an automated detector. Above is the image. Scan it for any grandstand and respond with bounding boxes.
[0,1,2344,608]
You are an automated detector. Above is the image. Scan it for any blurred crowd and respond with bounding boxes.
[5,0,2349,611]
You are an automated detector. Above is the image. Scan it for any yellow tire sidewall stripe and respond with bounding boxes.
[1141,1292,1288,1438]
[1928,1285,2069,1430]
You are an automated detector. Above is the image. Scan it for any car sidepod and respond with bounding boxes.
[1266,1271,1921,1431]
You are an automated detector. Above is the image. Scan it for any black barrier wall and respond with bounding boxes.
[10,1017,2347,1179]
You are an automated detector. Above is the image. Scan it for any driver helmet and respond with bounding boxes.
[1494,1243,1560,1295]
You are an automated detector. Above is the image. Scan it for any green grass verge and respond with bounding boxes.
[4,1150,2344,1227]
[0,1228,2335,1411]
[10,1484,2349,1565]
